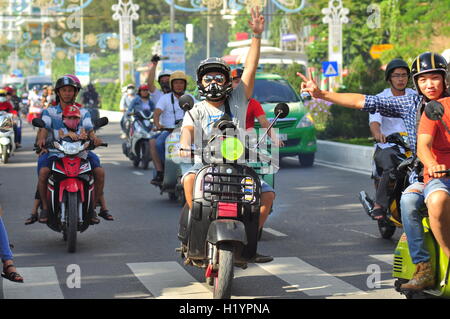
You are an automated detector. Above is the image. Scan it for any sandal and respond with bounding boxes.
[89,210,100,225]
[25,213,39,225]
[370,208,386,220]
[1,264,24,283]
[39,209,49,224]
[98,209,114,221]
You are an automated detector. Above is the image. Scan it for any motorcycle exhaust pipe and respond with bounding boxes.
[358,191,374,217]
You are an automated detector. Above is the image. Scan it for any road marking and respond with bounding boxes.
[109,161,120,166]
[2,266,64,299]
[132,171,144,176]
[369,254,394,266]
[256,257,365,297]
[127,262,211,299]
[263,228,288,237]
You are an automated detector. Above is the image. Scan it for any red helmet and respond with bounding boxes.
[62,105,81,118]
[138,84,149,91]
[4,86,14,94]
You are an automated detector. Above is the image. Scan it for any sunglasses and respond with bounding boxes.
[203,74,226,85]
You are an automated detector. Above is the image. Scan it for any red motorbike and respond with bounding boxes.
[32,117,108,253]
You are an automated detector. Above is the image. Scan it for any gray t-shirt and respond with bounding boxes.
[181,82,248,162]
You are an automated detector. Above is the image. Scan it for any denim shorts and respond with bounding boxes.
[424,178,450,202]
[181,163,275,193]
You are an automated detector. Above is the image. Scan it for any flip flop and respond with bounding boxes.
[25,213,39,225]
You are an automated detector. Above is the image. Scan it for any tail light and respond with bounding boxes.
[217,202,238,218]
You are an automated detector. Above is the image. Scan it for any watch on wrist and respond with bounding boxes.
[252,33,262,39]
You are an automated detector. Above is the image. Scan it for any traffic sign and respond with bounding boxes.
[322,61,339,77]
[370,44,394,59]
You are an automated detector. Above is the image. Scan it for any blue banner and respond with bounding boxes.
[75,53,90,85]
[161,33,185,73]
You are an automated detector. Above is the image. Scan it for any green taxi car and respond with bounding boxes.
[252,73,317,166]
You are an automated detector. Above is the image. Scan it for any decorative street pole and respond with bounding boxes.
[322,0,349,89]
[112,0,139,86]
[41,37,55,77]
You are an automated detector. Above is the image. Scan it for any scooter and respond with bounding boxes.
[32,117,109,253]
[358,132,416,239]
[153,123,185,203]
[393,101,450,299]
[122,110,154,169]
[177,96,289,299]
[0,111,16,164]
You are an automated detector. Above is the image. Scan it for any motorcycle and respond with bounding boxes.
[0,111,16,164]
[358,132,415,239]
[393,100,450,299]
[177,95,289,299]
[122,110,154,169]
[32,117,109,253]
[84,101,100,124]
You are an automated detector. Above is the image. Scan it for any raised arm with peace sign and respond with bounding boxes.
[297,67,366,109]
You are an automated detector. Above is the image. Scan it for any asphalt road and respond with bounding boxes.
[0,121,403,299]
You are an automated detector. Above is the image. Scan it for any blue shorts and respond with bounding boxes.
[424,178,450,202]
[37,151,101,175]
[181,163,275,193]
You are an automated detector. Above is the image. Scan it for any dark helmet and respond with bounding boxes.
[385,58,410,81]
[411,52,448,93]
[55,74,82,94]
[196,57,232,101]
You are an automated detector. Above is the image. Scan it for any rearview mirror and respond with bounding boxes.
[425,100,444,121]
[32,118,46,128]
[94,117,109,129]
[274,103,290,119]
[179,94,194,112]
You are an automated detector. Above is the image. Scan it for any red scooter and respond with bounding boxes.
[32,117,108,253]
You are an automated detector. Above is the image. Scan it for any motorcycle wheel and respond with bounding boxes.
[67,192,78,253]
[213,243,234,299]
[1,145,9,164]
[377,219,396,239]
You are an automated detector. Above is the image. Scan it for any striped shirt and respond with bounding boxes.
[363,94,424,154]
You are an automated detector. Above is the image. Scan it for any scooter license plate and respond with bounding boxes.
[279,134,288,141]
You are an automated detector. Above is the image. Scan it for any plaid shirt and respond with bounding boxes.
[363,94,423,154]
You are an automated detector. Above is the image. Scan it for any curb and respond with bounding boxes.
[97,109,374,174]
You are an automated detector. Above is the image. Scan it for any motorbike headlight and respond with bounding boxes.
[61,141,83,155]
[296,113,314,128]
[221,137,244,161]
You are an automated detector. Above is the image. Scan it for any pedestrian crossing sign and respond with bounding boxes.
[322,61,339,77]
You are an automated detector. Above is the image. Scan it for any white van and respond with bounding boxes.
[25,75,53,92]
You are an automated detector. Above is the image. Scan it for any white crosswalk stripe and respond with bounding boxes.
[2,266,64,299]
[2,256,398,299]
[255,257,365,297]
[127,261,211,299]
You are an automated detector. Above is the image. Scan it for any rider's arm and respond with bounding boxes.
[146,61,158,93]
[153,108,163,129]
[417,114,446,178]
[179,125,194,157]
[369,120,385,144]
[240,9,264,100]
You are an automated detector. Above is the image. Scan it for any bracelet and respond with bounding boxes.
[252,33,262,39]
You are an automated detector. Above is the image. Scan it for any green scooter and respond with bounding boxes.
[393,100,450,299]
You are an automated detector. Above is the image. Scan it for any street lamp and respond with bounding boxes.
[112,0,139,86]
[322,0,349,89]
[202,0,223,58]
